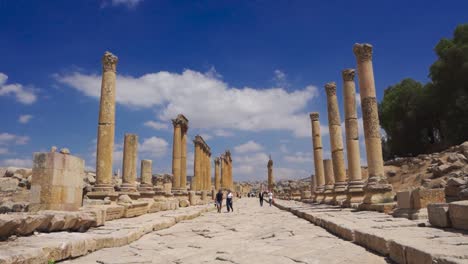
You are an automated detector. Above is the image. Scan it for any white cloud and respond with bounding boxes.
[0,73,37,104]
[101,0,143,8]
[234,152,269,179]
[144,120,169,130]
[18,114,33,124]
[284,152,312,163]
[0,148,8,155]
[273,69,289,88]
[213,129,233,137]
[234,140,263,153]
[0,133,29,145]
[56,69,319,137]
[139,136,168,158]
[356,93,361,107]
[0,158,32,168]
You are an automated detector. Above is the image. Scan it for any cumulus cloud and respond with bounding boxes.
[55,69,319,137]
[0,73,37,104]
[0,148,8,155]
[273,69,288,88]
[284,152,312,163]
[0,133,29,145]
[144,120,169,130]
[234,140,263,153]
[139,136,169,158]
[0,158,32,167]
[18,115,33,124]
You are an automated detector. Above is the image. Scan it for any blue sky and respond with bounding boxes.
[0,0,467,181]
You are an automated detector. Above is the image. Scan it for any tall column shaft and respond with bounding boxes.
[121,134,139,195]
[353,43,393,205]
[215,158,220,191]
[323,159,335,190]
[267,158,274,191]
[140,159,152,186]
[324,82,347,195]
[310,113,325,194]
[172,121,182,190]
[193,143,201,191]
[180,130,187,190]
[93,52,118,197]
[207,154,211,191]
[342,69,364,191]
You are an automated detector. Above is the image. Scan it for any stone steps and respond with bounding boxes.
[274,200,468,264]
[0,204,213,264]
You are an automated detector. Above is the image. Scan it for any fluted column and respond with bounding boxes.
[180,128,187,191]
[193,141,201,191]
[120,134,139,197]
[171,120,182,190]
[342,69,365,206]
[310,112,325,202]
[353,43,393,206]
[207,152,212,191]
[91,51,118,199]
[324,82,347,204]
[323,159,335,203]
[214,158,221,191]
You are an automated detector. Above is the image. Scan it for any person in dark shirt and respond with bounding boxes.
[259,191,264,207]
[215,190,223,213]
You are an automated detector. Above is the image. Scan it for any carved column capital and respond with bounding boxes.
[342,69,355,81]
[309,112,319,121]
[353,43,373,62]
[324,82,337,97]
[102,51,118,73]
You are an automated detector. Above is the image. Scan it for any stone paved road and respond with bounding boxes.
[65,199,388,264]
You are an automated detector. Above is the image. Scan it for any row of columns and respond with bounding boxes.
[193,135,211,191]
[310,43,393,208]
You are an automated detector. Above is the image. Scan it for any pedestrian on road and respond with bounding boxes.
[215,189,223,213]
[226,190,234,212]
[268,191,273,206]
[259,191,264,207]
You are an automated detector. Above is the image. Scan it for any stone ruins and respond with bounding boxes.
[0,45,467,264]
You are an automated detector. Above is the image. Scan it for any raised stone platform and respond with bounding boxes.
[274,199,468,264]
[0,204,213,263]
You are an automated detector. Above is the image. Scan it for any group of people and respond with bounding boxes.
[258,191,273,207]
[215,189,234,213]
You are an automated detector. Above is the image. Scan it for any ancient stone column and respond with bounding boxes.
[138,159,155,197]
[323,159,335,203]
[310,112,325,202]
[221,155,227,189]
[267,156,274,191]
[171,119,182,190]
[207,152,212,191]
[214,158,221,191]
[193,138,201,191]
[120,133,140,197]
[180,127,187,191]
[324,82,347,204]
[353,43,393,206]
[200,148,206,190]
[342,69,365,206]
[91,51,118,199]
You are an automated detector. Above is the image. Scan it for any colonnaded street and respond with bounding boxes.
[64,198,387,264]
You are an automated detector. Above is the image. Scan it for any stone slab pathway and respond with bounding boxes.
[65,198,387,264]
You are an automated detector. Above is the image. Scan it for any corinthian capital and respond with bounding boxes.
[309,112,319,121]
[353,43,373,62]
[342,69,355,81]
[102,51,118,73]
[324,82,337,97]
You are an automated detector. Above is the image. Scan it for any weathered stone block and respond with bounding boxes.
[428,203,451,228]
[397,191,412,209]
[30,152,84,212]
[449,200,468,230]
[412,188,445,209]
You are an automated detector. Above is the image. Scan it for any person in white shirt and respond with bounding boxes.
[268,191,273,206]
[226,190,234,212]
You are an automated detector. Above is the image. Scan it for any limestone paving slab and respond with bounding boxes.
[0,204,213,264]
[275,199,468,264]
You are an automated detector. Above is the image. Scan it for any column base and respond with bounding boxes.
[323,185,335,204]
[362,180,394,205]
[87,184,119,200]
[342,190,364,208]
[119,183,140,199]
[138,184,155,198]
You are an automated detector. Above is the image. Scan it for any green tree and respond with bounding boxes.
[429,24,468,146]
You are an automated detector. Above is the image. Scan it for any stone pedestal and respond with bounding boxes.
[120,134,140,198]
[30,151,84,212]
[310,112,325,203]
[341,69,365,207]
[90,51,118,200]
[353,43,393,209]
[323,159,335,204]
[138,159,154,198]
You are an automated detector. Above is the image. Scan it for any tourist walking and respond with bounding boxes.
[259,191,264,206]
[268,191,273,206]
[215,189,223,213]
[226,190,234,212]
